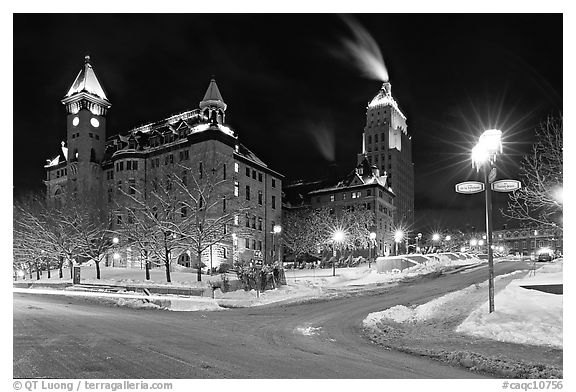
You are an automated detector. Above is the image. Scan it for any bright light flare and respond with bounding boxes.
[17,270,25,277]
[537,247,552,255]
[273,225,282,234]
[472,129,502,170]
[112,237,119,245]
[470,239,478,246]
[369,232,377,241]
[478,240,485,246]
[460,247,466,252]
[394,230,404,243]
[445,235,451,241]
[113,252,120,260]
[333,229,346,243]
[432,233,440,241]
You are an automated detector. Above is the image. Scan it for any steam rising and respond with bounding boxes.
[337,15,389,82]
[306,120,335,162]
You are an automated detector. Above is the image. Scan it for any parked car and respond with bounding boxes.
[537,252,553,262]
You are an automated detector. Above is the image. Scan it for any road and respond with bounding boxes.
[13,260,529,378]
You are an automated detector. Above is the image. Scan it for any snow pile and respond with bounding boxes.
[214,283,323,307]
[363,271,525,328]
[116,298,163,310]
[457,262,562,348]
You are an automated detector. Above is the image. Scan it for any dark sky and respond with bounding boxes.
[13,14,562,232]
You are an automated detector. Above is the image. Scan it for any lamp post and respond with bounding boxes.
[332,230,345,276]
[394,230,403,256]
[472,128,502,313]
[272,224,282,265]
[533,229,538,257]
[369,232,376,268]
[112,237,119,267]
[445,235,451,252]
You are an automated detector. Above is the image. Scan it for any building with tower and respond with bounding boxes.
[283,80,414,256]
[44,56,283,269]
[359,81,414,228]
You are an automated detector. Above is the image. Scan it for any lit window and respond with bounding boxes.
[72,117,79,126]
[234,181,239,197]
[90,118,100,128]
[330,195,335,202]
[234,162,239,173]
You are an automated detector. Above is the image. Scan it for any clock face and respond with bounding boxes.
[72,117,79,126]
[90,117,100,128]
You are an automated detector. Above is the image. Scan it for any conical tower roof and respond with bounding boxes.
[64,55,109,102]
[199,78,227,111]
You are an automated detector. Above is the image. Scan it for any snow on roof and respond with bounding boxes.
[44,155,61,168]
[64,56,109,102]
[368,82,405,119]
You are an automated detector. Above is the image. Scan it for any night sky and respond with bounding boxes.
[13,14,562,233]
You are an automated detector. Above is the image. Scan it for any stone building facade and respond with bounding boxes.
[44,56,283,269]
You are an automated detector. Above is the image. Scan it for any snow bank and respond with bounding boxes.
[363,270,525,328]
[457,262,562,348]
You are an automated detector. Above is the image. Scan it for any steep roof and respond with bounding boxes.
[64,55,109,101]
[200,78,227,111]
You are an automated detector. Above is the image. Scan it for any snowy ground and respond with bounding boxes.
[457,260,563,348]
[16,255,484,310]
[362,260,563,378]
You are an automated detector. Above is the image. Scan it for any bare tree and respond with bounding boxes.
[503,114,563,230]
[120,156,253,282]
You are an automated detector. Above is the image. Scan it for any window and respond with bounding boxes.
[252,169,256,179]
[107,188,113,203]
[95,134,100,140]
[330,195,335,202]
[235,162,239,173]
[258,172,263,182]
[133,161,138,170]
[182,171,187,186]
[222,197,226,212]
[367,135,372,144]
[199,162,203,179]
[116,215,123,225]
[245,238,250,248]
[272,195,276,209]
[129,179,136,195]
[116,161,124,172]
[272,179,276,188]
[367,189,372,197]
[234,181,239,196]
[258,190,263,205]
[246,167,250,176]
[258,218,262,231]
[246,185,251,200]
[179,150,189,161]
[166,175,172,190]
[234,215,239,225]
[342,193,346,200]
[223,164,227,180]
[252,216,256,229]
[258,240,262,251]
[252,239,257,250]
[89,133,93,138]
[127,161,132,170]
[246,214,250,228]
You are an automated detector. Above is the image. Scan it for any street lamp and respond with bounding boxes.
[369,232,377,268]
[394,230,404,256]
[272,224,282,265]
[332,229,345,276]
[472,128,502,313]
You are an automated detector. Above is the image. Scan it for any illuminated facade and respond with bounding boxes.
[359,82,414,228]
[44,56,283,268]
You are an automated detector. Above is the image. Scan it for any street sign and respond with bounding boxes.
[488,167,497,183]
[491,179,521,192]
[455,181,485,194]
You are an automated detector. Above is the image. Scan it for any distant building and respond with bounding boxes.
[309,157,396,255]
[44,56,283,268]
[282,81,414,257]
[359,82,414,228]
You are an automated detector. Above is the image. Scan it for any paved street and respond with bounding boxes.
[14,260,529,378]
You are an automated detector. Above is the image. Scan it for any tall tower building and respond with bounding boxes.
[61,55,111,200]
[358,82,414,228]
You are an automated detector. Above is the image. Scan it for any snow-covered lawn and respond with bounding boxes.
[20,264,227,289]
[457,261,562,348]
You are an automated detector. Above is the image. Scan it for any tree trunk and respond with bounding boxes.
[197,251,202,282]
[145,250,150,281]
[46,260,51,279]
[69,259,74,279]
[164,248,171,283]
[35,261,40,280]
[95,260,101,280]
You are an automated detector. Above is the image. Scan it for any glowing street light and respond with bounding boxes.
[272,224,282,264]
[369,232,377,268]
[470,239,478,247]
[112,237,119,245]
[472,128,502,313]
[394,230,404,256]
[332,230,346,276]
[478,239,484,246]
[445,235,451,241]
[432,233,440,242]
